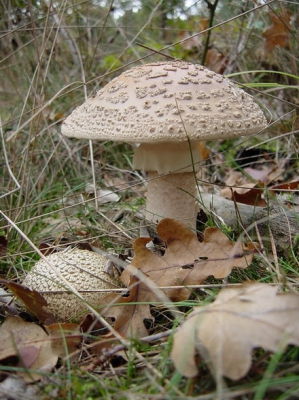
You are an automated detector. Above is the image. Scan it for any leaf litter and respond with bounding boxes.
[3,218,299,386]
[171,283,299,380]
[107,218,257,337]
[0,317,81,382]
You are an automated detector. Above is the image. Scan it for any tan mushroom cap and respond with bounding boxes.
[61,61,267,143]
[23,249,121,322]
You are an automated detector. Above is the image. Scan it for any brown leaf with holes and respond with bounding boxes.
[105,275,153,338]
[109,218,256,337]
[171,283,299,380]
[0,280,56,325]
[262,9,292,52]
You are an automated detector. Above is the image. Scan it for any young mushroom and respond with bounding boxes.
[23,249,121,321]
[62,61,267,228]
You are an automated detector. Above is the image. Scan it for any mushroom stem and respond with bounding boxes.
[133,142,201,174]
[145,171,199,228]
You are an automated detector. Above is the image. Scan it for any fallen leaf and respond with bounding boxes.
[271,180,299,191]
[106,275,154,338]
[243,166,274,182]
[262,9,292,53]
[0,317,82,382]
[45,322,82,358]
[85,184,120,203]
[0,279,56,324]
[41,214,86,238]
[221,181,267,207]
[178,31,201,51]
[205,48,228,74]
[0,317,57,382]
[79,313,109,334]
[224,170,244,188]
[171,283,299,380]
[232,182,267,207]
[178,17,208,52]
[198,142,210,161]
[110,219,255,337]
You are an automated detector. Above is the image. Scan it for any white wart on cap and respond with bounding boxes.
[23,249,121,321]
[62,61,267,226]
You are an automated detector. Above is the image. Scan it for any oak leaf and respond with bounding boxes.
[105,275,152,338]
[110,218,256,337]
[45,322,82,359]
[262,9,292,52]
[171,283,299,380]
[0,317,81,381]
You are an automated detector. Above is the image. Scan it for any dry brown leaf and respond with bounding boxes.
[271,180,299,192]
[224,170,244,188]
[171,283,299,381]
[0,317,82,382]
[232,182,267,207]
[110,219,255,337]
[45,322,82,359]
[221,182,267,207]
[178,31,201,51]
[205,48,227,74]
[262,9,292,52]
[198,142,210,161]
[0,279,56,324]
[0,317,57,381]
[105,275,152,338]
[243,166,274,182]
[199,17,209,34]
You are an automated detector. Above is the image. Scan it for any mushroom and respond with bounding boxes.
[23,249,121,321]
[62,61,267,228]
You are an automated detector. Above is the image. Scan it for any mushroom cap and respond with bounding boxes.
[23,249,121,321]
[62,61,267,142]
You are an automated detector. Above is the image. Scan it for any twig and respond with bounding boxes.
[201,0,220,66]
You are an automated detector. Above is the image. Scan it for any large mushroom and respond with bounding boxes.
[62,61,267,228]
[23,249,121,321]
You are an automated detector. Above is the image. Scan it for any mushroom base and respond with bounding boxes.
[145,171,199,228]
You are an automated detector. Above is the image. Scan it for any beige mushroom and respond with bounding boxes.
[23,249,121,321]
[62,61,267,228]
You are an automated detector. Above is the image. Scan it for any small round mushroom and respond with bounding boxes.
[23,249,121,321]
[62,61,267,228]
